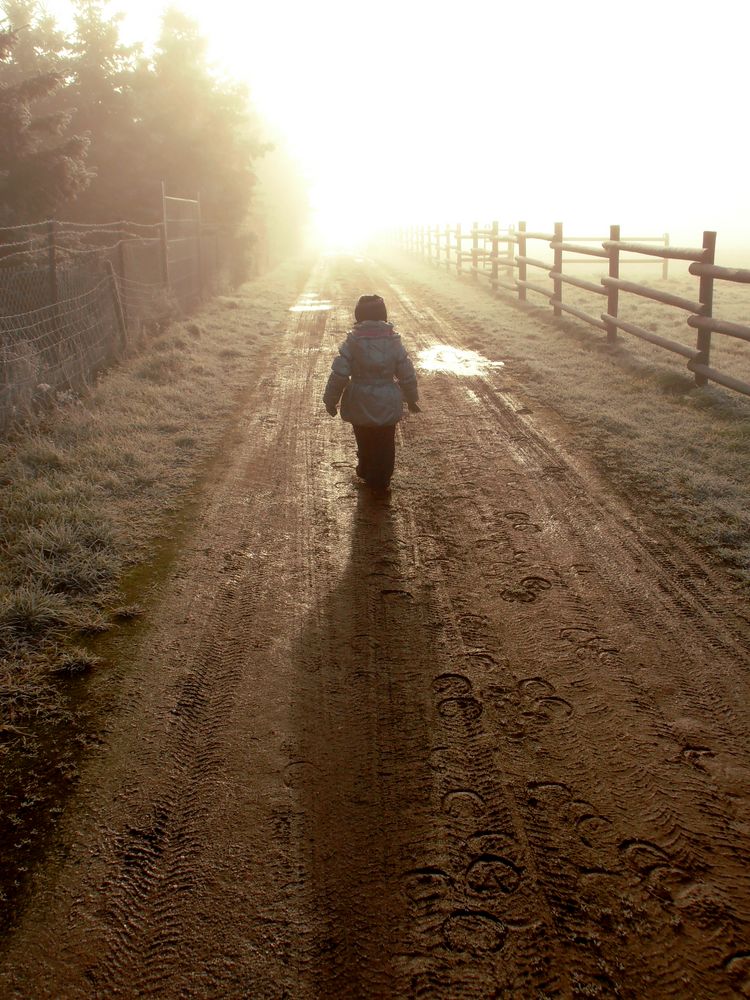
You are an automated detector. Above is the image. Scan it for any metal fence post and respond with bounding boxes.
[106,260,128,350]
[694,230,716,386]
[117,221,129,332]
[47,220,58,305]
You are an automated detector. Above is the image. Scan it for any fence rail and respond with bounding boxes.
[0,189,242,432]
[396,221,750,398]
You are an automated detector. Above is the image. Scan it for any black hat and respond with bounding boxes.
[354,294,387,322]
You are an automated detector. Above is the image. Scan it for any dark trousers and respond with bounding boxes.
[353,424,396,488]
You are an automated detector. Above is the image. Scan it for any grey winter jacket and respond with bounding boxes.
[323,321,419,426]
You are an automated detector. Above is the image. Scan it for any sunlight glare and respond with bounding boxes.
[418,346,505,377]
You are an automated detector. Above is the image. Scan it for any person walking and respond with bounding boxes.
[323,294,420,491]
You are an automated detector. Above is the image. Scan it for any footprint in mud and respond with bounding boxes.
[465,854,523,897]
[432,673,473,698]
[504,510,541,533]
[527,782,620,867]
[456,611,492,645]
[518,677,555,699]
[572,809,615,846]
[437,696,484,723]
[283,760,320,790]
[466,830,521,859]
[559,626,620,662]
[442,910,507,953]
[619,838,675,874]
[531,696,574,723]
[484,677,574,734]
[442,789,486,818]
[618,837,692,901]
[402,867,454,907]
[465,650,508,670]
[380,588,414,601]
[723,951,750,996]
[501,576,552,604]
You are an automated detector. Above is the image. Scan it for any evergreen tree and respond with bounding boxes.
[0,18,91,224]
[131,9,267,227]
[62,0,140,221]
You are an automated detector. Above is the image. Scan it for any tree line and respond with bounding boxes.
[0,0,305,247]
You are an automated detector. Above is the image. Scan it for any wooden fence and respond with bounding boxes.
[397,223,750,398]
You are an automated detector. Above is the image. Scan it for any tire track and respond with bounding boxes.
[0,253,748,999]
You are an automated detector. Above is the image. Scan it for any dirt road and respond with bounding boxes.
[1,254,749,999]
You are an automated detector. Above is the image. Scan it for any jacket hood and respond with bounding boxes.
[351,320,396,339]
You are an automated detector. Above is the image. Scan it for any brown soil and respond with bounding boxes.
[1,253,749,999]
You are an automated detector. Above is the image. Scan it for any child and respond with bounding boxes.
[323,294,420,490]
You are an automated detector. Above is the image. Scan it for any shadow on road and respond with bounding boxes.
[289,484,434,997]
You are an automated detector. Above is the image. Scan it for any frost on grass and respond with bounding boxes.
[0,261,307,722]
[388,252,750,586]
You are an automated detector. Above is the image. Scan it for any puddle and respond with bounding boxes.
[289,293,333,313]
[417,345,505,376]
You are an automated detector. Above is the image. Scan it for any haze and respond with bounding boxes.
[46,0,749,254]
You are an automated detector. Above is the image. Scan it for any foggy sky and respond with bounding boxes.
[44,0,749,254]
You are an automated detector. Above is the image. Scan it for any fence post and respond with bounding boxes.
[491,220,499,292]
[445,224,451,271]
[471,221,479,279]
[552,221,563,317]
[196,192,204,297]
[159,223,169,288]
[508,224,515,272]
[693,230,716,386]
[435,224,441,266]
[456,222,462,276]
[117,221,129,331]
[517,221,527,302]
[47,219,58,305]
[117,221,127,278]
[605,224,620,344]
[159,181,170,289]
[662,232,670,280]
[106,260,128,350]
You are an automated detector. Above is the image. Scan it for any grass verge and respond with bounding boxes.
[383,251,750,588]
[0,260,310,732]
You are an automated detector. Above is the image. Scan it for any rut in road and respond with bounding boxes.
[1,253,749,999]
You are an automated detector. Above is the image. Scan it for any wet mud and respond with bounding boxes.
[0,255,748,998]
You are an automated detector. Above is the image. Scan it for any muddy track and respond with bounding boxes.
[1,254,749,999]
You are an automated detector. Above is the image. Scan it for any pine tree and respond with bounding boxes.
[63,0,140,221]
[131,9,267,227]
[0,16,91,224]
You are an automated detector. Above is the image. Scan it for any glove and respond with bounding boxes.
[407,401,422,413]
[325,404,337,417]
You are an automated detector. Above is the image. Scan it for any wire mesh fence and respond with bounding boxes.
[0,207,240,433]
